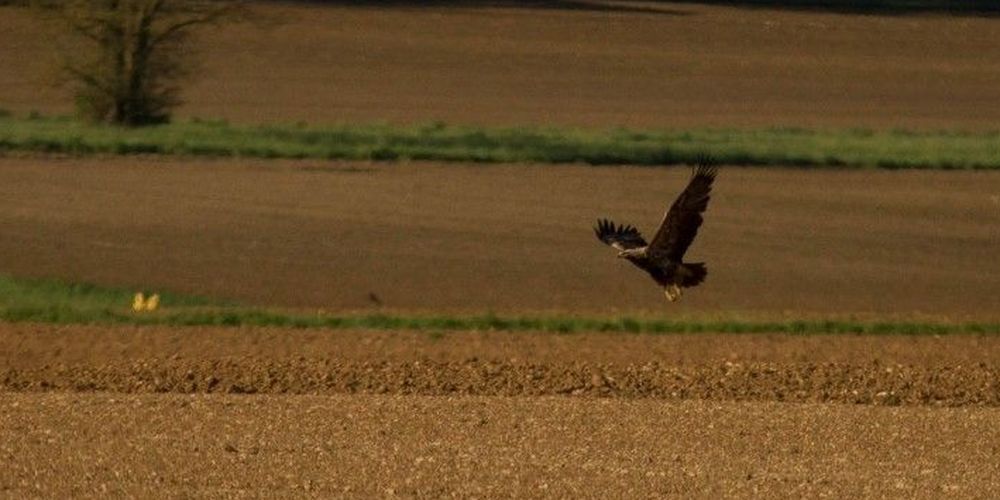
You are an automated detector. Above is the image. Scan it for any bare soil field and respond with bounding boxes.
[3,3,1000,495]
[1,157,998,318]
[2,158,998,497]
[3,324,1000,497]
[3,3,1000,129]
[4,323,1000,405]
[3,393,1000,498]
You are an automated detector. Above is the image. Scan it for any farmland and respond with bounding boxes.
[5,2,1000,129]
[2,1,1000,497]
[2,158,997,317]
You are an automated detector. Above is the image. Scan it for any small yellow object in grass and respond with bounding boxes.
[132,292,160,312]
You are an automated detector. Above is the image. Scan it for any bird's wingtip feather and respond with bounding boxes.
[691,156,718,179]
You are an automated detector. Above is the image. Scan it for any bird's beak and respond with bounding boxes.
[616,251,626,258]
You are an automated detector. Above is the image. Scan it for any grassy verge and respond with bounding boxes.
[1,274,998,335]
[2,115,1000,169]
[0,274,227,324]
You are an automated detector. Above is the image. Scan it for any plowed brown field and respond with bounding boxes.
[3,2,1000,129]
[5,323,1000,405]
[4,3,1000,496]
[2,157,998,317]
[4,324,1000,497]
[2,153,999,498]
[3,393,1000,498]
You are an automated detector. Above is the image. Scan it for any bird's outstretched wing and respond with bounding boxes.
[646,162,717,262]
[594,218,647,251]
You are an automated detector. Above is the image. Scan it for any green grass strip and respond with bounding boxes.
[2,115,1000,169]
[1,275,997,336]
[0,275,1000,335]
[2,305,999,335]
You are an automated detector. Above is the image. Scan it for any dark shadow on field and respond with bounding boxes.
[278,0,1000,16]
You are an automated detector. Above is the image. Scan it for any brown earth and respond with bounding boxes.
[3,323,1000,406]
[3,3,1000,129]
[4,324,1000,497]
[1,157,998,318]
[3,4,1000,495]
[3,393,1000,498]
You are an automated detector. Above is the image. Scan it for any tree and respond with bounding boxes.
[37,0,243,126]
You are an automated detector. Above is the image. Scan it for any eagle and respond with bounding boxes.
[594,162,718,302]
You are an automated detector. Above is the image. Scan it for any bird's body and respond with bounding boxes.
[595,162,717,302]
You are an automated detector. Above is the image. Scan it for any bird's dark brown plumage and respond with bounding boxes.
[594,161,718,301]
[594,219,647,251]
[647,163,717,262]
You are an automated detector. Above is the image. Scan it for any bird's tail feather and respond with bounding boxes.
[679,263,707,287]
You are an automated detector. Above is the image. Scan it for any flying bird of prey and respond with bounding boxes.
[594,162,718,302]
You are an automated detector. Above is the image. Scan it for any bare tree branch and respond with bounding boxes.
[37,0,245,126]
